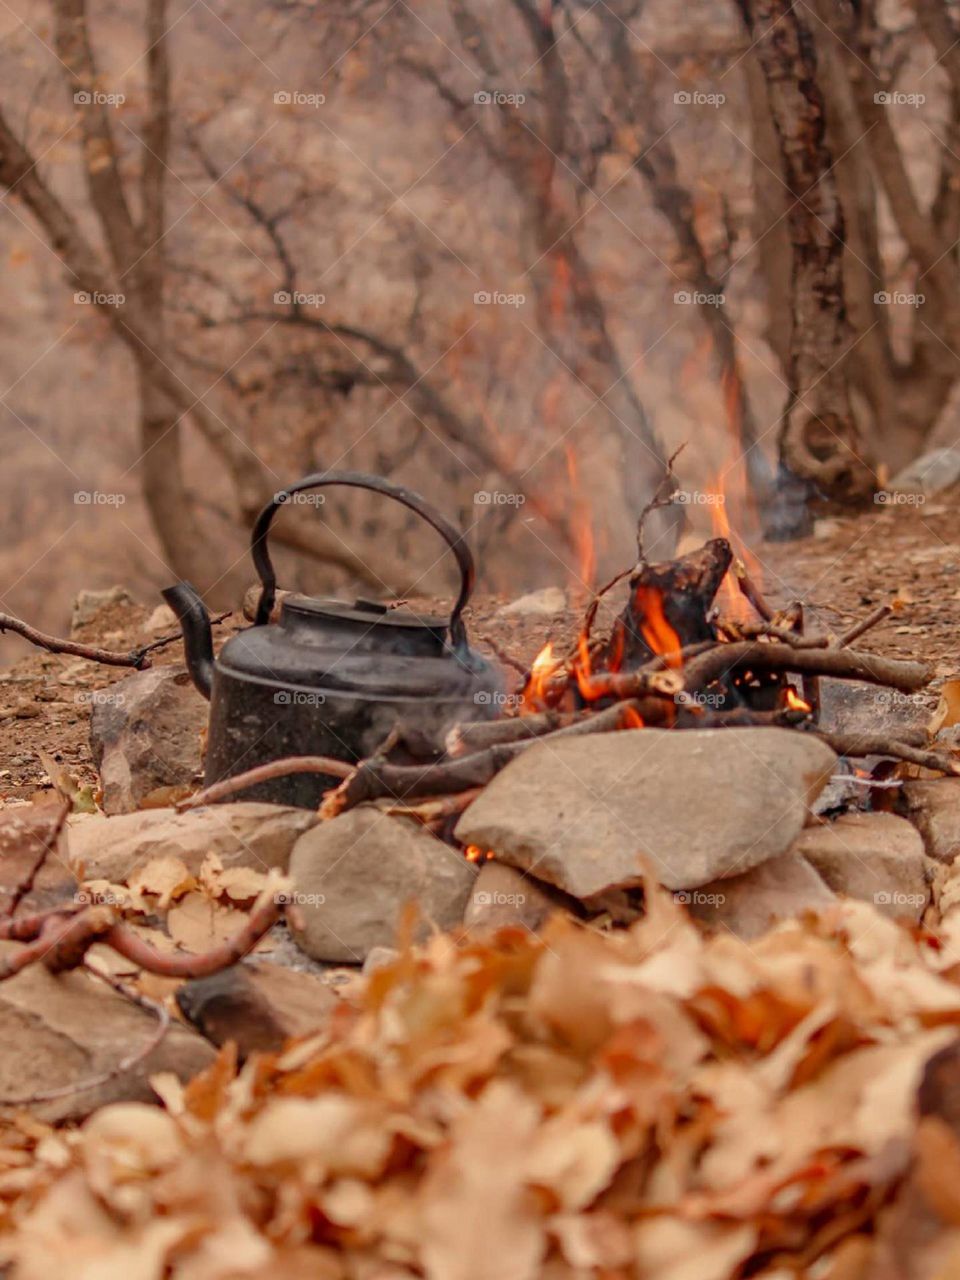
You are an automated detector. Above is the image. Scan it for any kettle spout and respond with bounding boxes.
[161,582,215,701]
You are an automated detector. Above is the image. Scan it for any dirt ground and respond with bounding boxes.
[0,496,954,804]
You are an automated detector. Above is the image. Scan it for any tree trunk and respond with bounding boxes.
[136,365,222,597]
[736,0,875,503]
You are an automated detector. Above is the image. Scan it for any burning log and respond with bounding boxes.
[447,700,670,755]
[579,641,931,702]
[602,537,733,669]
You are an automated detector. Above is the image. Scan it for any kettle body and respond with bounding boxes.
[164,472,504,807]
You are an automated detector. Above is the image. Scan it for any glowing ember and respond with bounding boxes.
[464,845,491,863]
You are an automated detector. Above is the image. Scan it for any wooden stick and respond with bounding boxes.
[320,699,651,817]
[0,914,90,980]
[792,600,821,723]
[723,620,829,648]
[811,730,960,775]
[0,611,153,669]
[381,788,484,821]
[581,642,931,700]
[693,706,810,728]
[680,641,931,694]
[104,895,282,977]
[179,755,355,810]
[446,710,584,755]
[135,609,231,662]
[733,561,774,621]
[0,907,78,942]
[837,604,892,648]
[475,633,528,678]
[446,702,674,756]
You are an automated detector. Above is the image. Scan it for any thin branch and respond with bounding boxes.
[0,610,153,668]
[104,894,284,976]
[837,604,892,648]
[812,729,960,775]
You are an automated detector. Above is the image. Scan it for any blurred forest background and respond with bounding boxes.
[0,0,958,654]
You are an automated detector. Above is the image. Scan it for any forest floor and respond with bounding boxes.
[0,495,954,804]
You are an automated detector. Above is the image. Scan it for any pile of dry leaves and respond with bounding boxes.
[3,882,960,1279]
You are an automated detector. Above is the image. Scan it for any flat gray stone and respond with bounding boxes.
[901,779,960,862]
[463,861,568,933]
[68,803,318,882]
[176,961,337,1059]
[289,808,477,963]
[793,812,929,920]
[0,948,214,1123]
[454,729,836,897]
[889,448,960,496]
[816,677,933,741]
[496,587,567,618]
[685,850,837,940]
[89,666,208,814]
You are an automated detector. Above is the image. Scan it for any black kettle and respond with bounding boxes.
[163,471,504,808]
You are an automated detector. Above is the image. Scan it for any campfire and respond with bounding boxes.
[180,463,950,846]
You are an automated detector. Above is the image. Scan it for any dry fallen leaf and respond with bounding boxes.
[166,891,245,952]
[126,856,197,911]
[5,890,960,1277]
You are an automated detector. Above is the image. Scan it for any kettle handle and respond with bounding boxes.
[250,471,476,652]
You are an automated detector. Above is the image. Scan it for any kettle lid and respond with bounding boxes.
[280,594,450,657]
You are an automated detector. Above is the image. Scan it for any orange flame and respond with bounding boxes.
[620,704,645,729]
[464,845,492,863]
[522,642,563,712]
[783,686,811,714]
[565,445,596,590]
[633,585,683,668]
[705,471,767,624]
